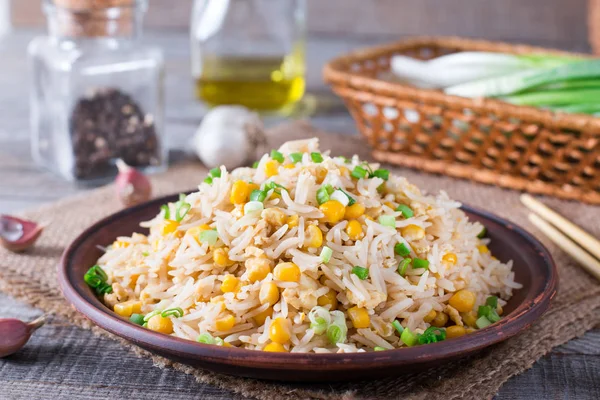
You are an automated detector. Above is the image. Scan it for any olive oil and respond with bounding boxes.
[195,51,305,111]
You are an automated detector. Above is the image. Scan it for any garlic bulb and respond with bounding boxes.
[193,106,266,170]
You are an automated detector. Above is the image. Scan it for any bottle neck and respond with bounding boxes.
[44,0,146,41]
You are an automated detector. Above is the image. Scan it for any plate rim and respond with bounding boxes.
[58,193,558,370]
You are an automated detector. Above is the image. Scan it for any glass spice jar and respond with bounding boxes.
[28,0,166,184]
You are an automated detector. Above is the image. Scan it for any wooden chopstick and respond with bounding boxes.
[528,213,600,281]
[520,194,600,261]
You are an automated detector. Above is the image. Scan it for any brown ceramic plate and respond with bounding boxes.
[59,193,558,382]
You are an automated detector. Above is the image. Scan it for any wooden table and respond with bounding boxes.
[1,31,599,399]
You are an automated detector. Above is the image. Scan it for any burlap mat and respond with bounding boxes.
[1,121,599,400]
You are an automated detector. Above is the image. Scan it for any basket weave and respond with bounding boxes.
[323,36,600,204]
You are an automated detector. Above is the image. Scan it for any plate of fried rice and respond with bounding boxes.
[59,138,557,381]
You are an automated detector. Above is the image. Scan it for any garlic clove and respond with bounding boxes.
[0,215,44,252]
[115,159,152,207]
[0,315,46,357]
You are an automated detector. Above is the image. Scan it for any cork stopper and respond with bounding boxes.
[47,0,140,37]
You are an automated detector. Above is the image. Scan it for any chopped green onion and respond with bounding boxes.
[215,337,225,346]
[161,307,184,318]
[417,326,446,344]
[401,327,419,347]
[311,152,324,163]
[477,226,487,238]
[270,150,284,163]
[478,305,501,323]
[412,258,430,270]
[289,152,303,163]
[394,242,411,257]
[397,258,411,276]
[160,204,170,219]
[142,251,149,257]
[378,215,396,228]
[175,202,191,222]
[339,156,351,163]
[352,266,369,280]
[209,167,221,178]
[392,320,404,334]
[486,296,498,308]
[197,332,216,344]
[326,325,343,344]
[203,176,213,184]
[310,317,328,335]
[476,316,492,329]
[316,184,333,205]
[143,310,161,322]
[249,189,267,202]
[252,161,259,168]
[320,246,333,263]
[199,229,219,246]
[326,311,348,344]
[374,346,386,351]
[129,313,145,325]
[84,265,113,296]
[395,204,414,218]
[351,165,368,179]
[372,169,389,181]
[308,306,332,335]
[263,181,287,194]
[243,201,264,216]
[330,189,350,206]
[339,189,356,206]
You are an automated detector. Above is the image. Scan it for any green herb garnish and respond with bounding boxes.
[129,313,145,325]
[374,346,386,351]
[397,258,411,276]
[395,204,414,218]
[412,258,430,270]
[252,161,259,168]
[372,169,389,181]
[394,242,411,257]
[161,307,184,318]
[316,184,334,205]
[289,152,303,163]
[270,150,284,163]
[417,326,446,344]
[160,204,170,220]
[351,165,368,179]
[250,189,267,202]
[477,226,487,238]
[352,266,369,280]
[311,152,324,163]
[84,265,113,296]
[175,193,191,222]
[392,320,404,334]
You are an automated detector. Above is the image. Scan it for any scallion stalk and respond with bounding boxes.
[378,215,396,228]
[320,246,333,263]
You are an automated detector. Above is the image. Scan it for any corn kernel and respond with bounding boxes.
[113,300,142,317]
[304,225,323,248]
[401,224,425,241]
[273,262,301,282]
[384,202,396,209]
[112,240,130,249]
[317,289,338,310]
[497,305,503,315]
[344,203,365,220]
[128,274,139,289]
[286,214,299,228]
[264,342,287,352]
[446,325,467,339]
[246,258,272,282]
[314,166,328,184]
[465,327,477,334]
[423,309,437,323]
[147,315,173,334]
[346,219,363,241]
[215,314,236,331]
[213,247,233,267]
[449,290,476,313]
[319,200,346,224]
[231,180,252,204]
[269,317,291,344]
[461,311,478,328]
[161,220,180,236]
[338,166,349,176]
[187,224,211,239]
[348,306,370,328]
[431,312,448,327]
[221,274,239,293]
[442,252,458,266]
[262,208,286,228]
[284,164,295,170]
[259,282,280,306]
[253,306,273,326]
[265,160,279,178]
[477,244,489,254]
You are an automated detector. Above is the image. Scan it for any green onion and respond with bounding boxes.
[326,325,343,344]
[84,265,113,296]
[209,167,221,178]
[161,307,184,318]
[392,320,404,334]
[143,310,161,322]
[160,204,170,220]
[311,152,324,163]
[328,189,349,206]
[372,169,389,181]
[197,332,216,344]
[215,337,225,346]
[374,346,386,351]
[289,152,303,163]
[412,258,430,270]
[249,189,267,202]
[252,161,259,168]
[326,311,348,344]
[308,306,332,335]
[243,201,264,216]
[316,184,333,205]
[263,181,287,194]
[174,195,191,222]
[310,317,328,335]
[401,327,419,347]
[395,204,414,218]
[417,326,446,344]
[351,165,367,179]
[270,150,284,163]
[476,316,492,329]
[477,226,487,238]
[339,189,356,206]
[203,176,213,184]
[199,229,218,246]
[378,215,396,228]
[142,251,149,257]
[486,296,498,308]
[320,246,333,263]
[352,266,369,280]
[478,305,501,323]
[397,258,411,276]
[394,242,411,257]
[129,313,145,325]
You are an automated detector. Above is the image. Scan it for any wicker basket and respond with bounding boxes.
[323,36,600,204]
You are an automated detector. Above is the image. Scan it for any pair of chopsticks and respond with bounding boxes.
[520,194,600,281]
